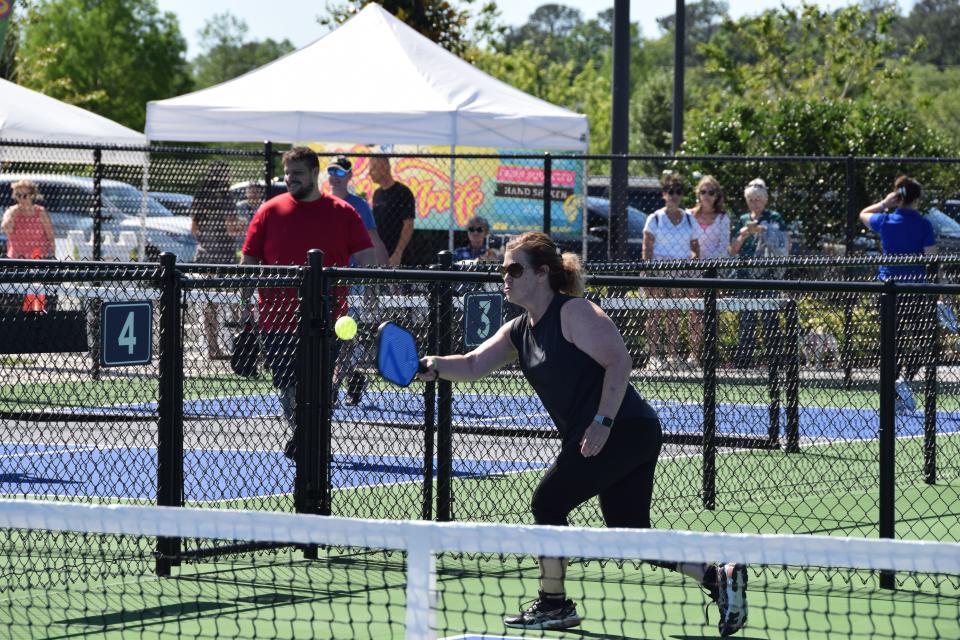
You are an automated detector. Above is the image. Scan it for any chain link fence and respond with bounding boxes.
[1,254,957,552]
[4,139,960,266]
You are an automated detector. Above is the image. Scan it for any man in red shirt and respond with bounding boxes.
[242,146,374,458]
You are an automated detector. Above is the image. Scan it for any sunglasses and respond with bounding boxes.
[327,167,348,177]
[14,193,33,199]
[467,226,486,233]
[499,263,526,278]
[664,188,684,196]
[699,189,717,196]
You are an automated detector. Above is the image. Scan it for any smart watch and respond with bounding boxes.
[593,415,614,428]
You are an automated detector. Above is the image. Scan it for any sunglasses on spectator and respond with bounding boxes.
[467,226,486,233]
[664,188,684,196]
[14,192,33,199]
[699,189,717,196]
[499,263,526,278]
[327,167,349,177]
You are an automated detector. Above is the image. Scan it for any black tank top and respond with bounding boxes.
[509,293,656,444]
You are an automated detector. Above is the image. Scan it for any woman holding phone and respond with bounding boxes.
[416,231,747,636]
[859,175,936,414]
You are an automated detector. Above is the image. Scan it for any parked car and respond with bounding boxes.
[925,208,960,254]
[553,196,648,262]
[150,191,194,216]
[229,179,288,206]
[0,174,196,261]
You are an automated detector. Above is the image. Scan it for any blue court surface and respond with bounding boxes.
[97,390,960,442]
[0,443,546,500]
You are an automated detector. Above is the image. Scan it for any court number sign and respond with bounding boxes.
[463,292,503,348]
[101,302,152,366]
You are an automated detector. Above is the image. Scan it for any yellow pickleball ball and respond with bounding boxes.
[335,315,357,341]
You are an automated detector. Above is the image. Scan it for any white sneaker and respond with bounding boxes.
[895,380,916,414]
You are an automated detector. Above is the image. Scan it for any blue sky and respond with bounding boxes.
[155,0,918,58]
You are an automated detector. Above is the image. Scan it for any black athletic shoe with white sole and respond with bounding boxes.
[715,562,748,636]
[503,594,581,630]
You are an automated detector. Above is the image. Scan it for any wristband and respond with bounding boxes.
[593,415,614,428]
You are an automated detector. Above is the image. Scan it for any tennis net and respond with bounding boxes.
[0,499,956,639]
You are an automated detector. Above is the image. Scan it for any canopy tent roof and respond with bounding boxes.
[0,78,145,164]
[145,4,587,150]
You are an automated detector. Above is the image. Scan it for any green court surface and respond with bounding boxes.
[1,434,957,639]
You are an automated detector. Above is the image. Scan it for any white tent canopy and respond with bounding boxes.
[0,78,146,164]
[145,4,588,150]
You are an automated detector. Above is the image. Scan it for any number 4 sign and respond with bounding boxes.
[101,302,153,366]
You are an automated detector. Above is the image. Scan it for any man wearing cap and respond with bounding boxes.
[327,155,387,406]
[327,155,388,265]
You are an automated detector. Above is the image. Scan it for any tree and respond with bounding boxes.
[318,0,502,58]
[698,2,916,102]
[192,12,295,90]
[682,98,959,245]
[655,0,729,65]
[15,0,190,130]
[895,0,960,69]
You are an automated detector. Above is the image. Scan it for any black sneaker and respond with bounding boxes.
[503,595,581,630]
[714,562,748,637]
[345,372,366,406]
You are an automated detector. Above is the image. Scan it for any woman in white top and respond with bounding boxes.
[642,174,700,370]
[688,175,731,367]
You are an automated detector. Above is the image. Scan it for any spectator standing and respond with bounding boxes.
[2,179,54,259]
[642,173,701,370]
[688,176,731,368]
[192,161,245,359]
[237,183,264,222]
[859,175,936,414]
[241,147,374,458]
[729,179,789,369]
[327,154,388,406]
[369,156,415,266]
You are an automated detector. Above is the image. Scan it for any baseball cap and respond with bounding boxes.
[327,155,352,172]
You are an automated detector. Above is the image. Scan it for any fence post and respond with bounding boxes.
[878,280,897,590]
[784,299,801,453]
[701,267,718,510]
[156,252,183,577]
[923,262,940,485]
[263,141,274,197]
[844,155,857,254]
[315,251,333,518]
[296,250,324,523]
[841,155,858,389]
[92,147,103,262]
[543,153,552,235]
[422,260,439,520]
[436,251,454,521]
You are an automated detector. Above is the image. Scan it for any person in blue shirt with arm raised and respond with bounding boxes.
[859,175,937,414]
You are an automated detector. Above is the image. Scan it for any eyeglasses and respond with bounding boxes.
[699,189,717,196]
[14,193,33,199]
[467,226,486,233]
[499,263,525,279]
[327,167,348,177]
[664,188,684,196]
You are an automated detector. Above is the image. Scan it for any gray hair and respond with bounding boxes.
[744,178,769,200]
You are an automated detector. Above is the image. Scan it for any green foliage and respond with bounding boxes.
[191,12,295,91]
[318,0,502,59]
[699,2,915,102]
[894,0,960,69]
[682,98,960,245]
[15,0,190,131]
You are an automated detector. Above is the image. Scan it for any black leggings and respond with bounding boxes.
[531,417,663,529]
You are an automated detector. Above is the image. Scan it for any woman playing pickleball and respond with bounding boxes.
[417,231,747,636]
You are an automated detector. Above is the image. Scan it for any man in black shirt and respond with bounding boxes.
[369,156,416,266]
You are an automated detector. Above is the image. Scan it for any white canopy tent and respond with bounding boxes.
[144,4,588,150]
[0,78,146,164]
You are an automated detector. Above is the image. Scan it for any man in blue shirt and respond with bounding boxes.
[859,175,937,414]
[327,155,387,405]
